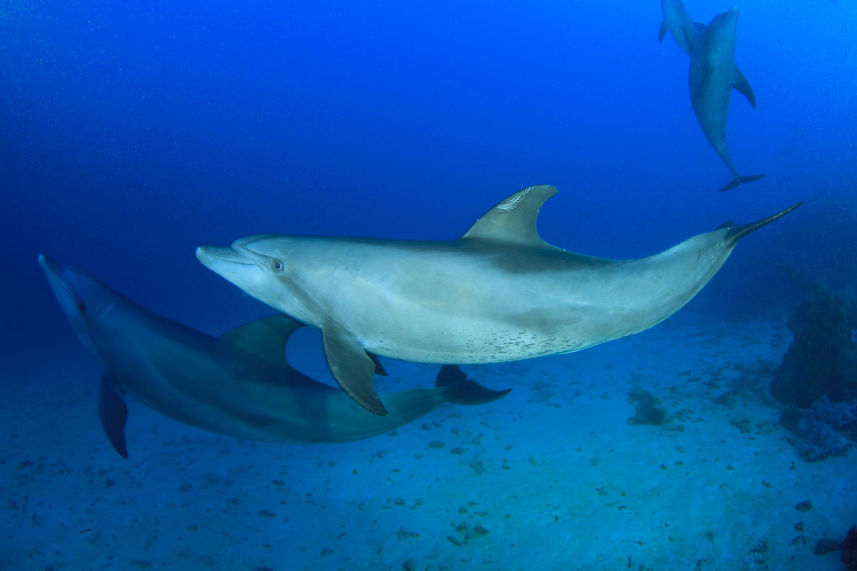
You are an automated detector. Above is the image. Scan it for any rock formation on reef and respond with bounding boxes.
[780,396,857,461]
[844,525,857,570]
[772,285,857,460]
[627,389,667,426]
[771,285,857,407]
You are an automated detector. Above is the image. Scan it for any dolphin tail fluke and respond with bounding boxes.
[718,173,766,192]
[99,375,129,459]
[436,365,511,405]
[724,202,803,246]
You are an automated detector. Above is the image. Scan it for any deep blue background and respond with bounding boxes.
[2,1,856,352]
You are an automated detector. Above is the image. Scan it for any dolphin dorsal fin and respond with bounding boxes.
[461,185,558,248]
[220,315,304,365]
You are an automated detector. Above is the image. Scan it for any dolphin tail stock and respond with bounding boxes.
[718,173,766,192]
[436,365,511,405]
[724,202,803,247]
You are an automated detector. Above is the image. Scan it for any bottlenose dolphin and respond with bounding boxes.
[38,255,509,458]
[689,7,764,191]
[197,185,800,416]
[658,0,704,55]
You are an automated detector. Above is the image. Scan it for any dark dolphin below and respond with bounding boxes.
[689,7,765,191]
[38,255,509,458]
[197,184,800,416]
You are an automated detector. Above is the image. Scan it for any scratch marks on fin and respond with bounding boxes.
[496,186,533,211]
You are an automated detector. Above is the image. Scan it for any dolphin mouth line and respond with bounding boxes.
[195,245,257,266]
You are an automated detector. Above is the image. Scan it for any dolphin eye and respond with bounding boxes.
[77,301,88,313]
[271,259,285,273]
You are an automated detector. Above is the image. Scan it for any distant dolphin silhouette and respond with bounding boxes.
[38,255,508,458]
[689,7,764,191]
[197,185,800,416]
[658,0,704,55]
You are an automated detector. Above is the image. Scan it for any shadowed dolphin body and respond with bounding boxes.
[689,7,764,192]
[658,0,704,55]
[197,185,800,416]
[38,255,509,458]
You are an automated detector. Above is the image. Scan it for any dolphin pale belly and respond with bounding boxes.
[38,255,509,458]
[197,185,800,416]
[688,7,764,191]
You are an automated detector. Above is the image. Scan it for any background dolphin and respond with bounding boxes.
[197,185,800,416]
[688,7,765,191]
[38,255,509,458]
[658,0,704,55]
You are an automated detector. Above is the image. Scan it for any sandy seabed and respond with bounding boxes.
[2,315,854,570]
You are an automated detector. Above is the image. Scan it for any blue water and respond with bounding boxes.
[3,0,854,340]
[2,0,857,567]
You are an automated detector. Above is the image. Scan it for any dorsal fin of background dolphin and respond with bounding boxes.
[688,7,765,192]
[38,255,509,457]
[196,185,800,416]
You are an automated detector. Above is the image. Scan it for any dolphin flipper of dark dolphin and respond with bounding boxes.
[98,374,129,458]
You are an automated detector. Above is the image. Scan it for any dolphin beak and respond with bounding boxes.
[38,254,74,303]
[195,244,270,292]
[38,253,62,277]
[195,245,255,269]
[38,253,101,353]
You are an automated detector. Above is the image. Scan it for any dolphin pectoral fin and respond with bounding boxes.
[436,365,511,405]
[718,173,766,192]
[98,374,129,459]
[221,315,304,366]
[368,353,388,376]
[322,322,388,416]
[724,202,802,246]
[734,68,757,108]
[658,21,667,43]
[461,185,559,248]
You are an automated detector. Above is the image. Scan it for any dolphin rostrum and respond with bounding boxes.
[38,255,509,458]
[689,7,764,192]
[196,185,800,416]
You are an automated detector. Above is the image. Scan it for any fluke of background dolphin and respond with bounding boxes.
[689,7,764,192]
[38,255,509,458]
[197,185,800,416]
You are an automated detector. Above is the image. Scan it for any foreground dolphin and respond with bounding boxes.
[658,0,704,55]
[689,7,764,192]
[38,255,509,458]
[197,185,800,416]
